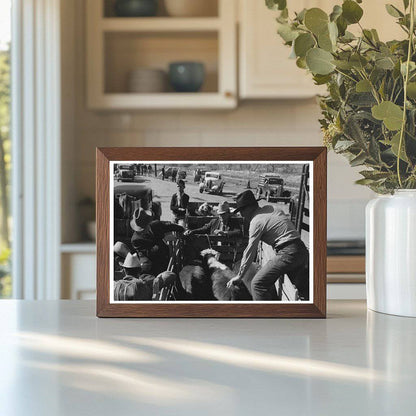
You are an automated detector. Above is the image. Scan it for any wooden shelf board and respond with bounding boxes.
[101,17,221,32]
[327,274,366,283]
[61,242,96,253]
[89,92,236,109]
[327,255,365,274]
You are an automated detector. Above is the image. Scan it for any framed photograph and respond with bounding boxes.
[96,147,327,318]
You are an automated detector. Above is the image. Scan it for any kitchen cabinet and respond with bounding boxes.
[86,0,237,109]
[238,0,405,99]
[239,0,323,99]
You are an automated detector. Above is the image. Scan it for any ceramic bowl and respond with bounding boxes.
[114,0,158,17]
[127,68,167,93]
[168,62,205,93]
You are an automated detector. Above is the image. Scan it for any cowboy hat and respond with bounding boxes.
[233,190,258,213]
[216,201,230,215]
[121,252,141,269]
[114,241,130,259]
[130,207,153,232]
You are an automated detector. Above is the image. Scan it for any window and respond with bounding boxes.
[0,0,11,298]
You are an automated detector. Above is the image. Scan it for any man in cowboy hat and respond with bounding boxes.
[120,252,141,278]
[226,190,309,300]
[114,252,152,301]
[113,241,130,281]
[170,179,189,227]
[130,206,184,275]
[185,201,242,238]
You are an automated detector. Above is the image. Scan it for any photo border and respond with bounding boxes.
[97,147,327,318]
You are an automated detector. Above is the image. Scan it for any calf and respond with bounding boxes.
[201,249,252,301]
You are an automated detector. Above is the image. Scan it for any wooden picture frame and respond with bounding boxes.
[96,147,327,318]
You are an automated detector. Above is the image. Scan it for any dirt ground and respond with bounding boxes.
[114,173,291,222]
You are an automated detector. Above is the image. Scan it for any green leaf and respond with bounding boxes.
[318,31,334,52]
[385,4,403,18]
[375,56,395,70]
[382,132,409,162]
[342,0,363,24]
[371,29,380,42]
[349,92,377,107]
[333,59,353,70]
[295,8,307,22]
[379,78,386,100]
[356,79,372,93]
[350,53,368,69]
[372,101,404,130]
[334,139,356,152]
[355,178,378,185]
[328,21,338,45]
[344,114,367,147]
[407,82,416,99]
[369,137,381,162]
[359,170,391,180]
[313,74,332,85]
[339,31,356,43]
[336,15,348,36]
[294,33,315,57]
[362,29,375,44]
[304,8,329,35]
[306,48,335,75]
[296,57,307,69]
[401,61,416,76]
[277,23,299,42]
[330,5,343,22]
[266,0,287,11]
[281,8,289,18]
[350,152,368,167]
[403,0,410,9]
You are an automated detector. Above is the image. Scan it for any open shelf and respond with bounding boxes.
[86,0,236,109]
[90,92,235,109]
[104,31,218,94]
[101,18,221,32]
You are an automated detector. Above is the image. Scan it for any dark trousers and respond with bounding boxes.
[251,240,309,301]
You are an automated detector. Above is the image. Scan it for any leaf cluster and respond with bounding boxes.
[267,0,416,193]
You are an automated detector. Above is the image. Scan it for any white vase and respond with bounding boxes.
[366,190,416,317]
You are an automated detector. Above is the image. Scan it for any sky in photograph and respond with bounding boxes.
[0,0,11,50]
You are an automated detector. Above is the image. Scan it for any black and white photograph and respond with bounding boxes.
[110,161,313,303]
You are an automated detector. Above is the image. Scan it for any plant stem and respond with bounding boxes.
[334,68,357,83]
[397,0,415,188]
[358,69,380,104]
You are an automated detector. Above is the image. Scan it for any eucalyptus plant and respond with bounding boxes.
[266,0,416,193]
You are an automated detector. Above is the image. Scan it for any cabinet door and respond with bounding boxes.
[239,0,321,99]
[238,0,404,99]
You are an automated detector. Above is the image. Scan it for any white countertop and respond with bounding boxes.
[0,300,415,415]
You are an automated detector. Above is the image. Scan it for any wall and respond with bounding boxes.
[62,0,374,243]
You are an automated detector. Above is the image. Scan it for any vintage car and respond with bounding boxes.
[255,174,291,203]
[115,164,135,182]
[199,172,225,195]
